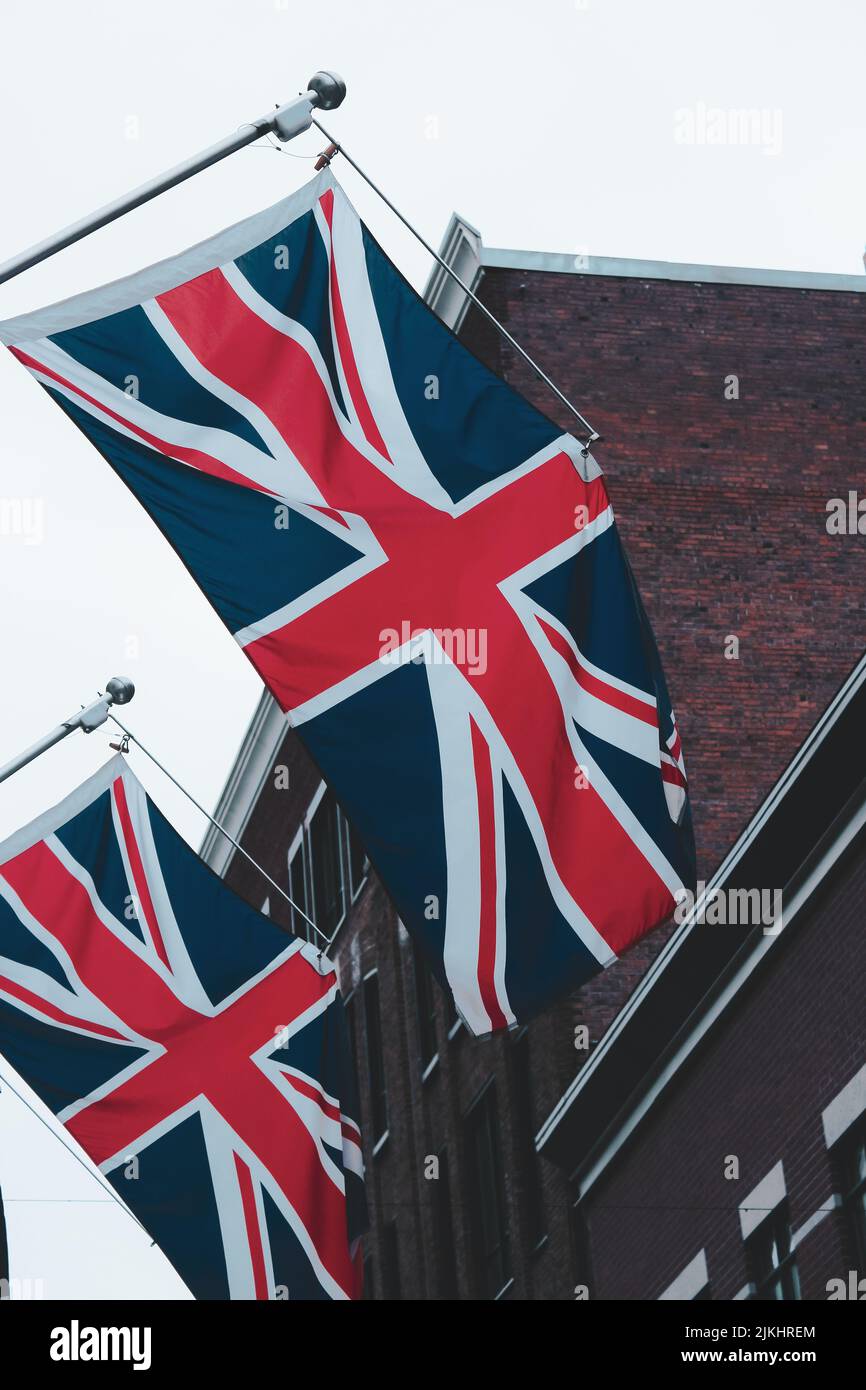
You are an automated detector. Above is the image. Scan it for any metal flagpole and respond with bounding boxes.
[105,712,331,952]
[0,71,347,287]
[0,676,136,785]
[311,116,602,451]
[0,680,329,951]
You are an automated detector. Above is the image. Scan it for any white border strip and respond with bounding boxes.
[0,170,335,346]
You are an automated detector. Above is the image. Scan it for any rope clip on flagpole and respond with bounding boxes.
[0,676,135,786]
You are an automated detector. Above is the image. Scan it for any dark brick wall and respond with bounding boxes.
[223,262,866,1299]
[583,835,866,1301]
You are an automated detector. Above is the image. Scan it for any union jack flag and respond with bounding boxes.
[0,757,365,1300]
[0,170,695,1034]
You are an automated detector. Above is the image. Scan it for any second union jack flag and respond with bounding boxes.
[0,757,365,1299]
[0,171,695,1034]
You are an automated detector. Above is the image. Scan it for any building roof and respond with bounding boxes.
[424,215,866,328]
[536,650,866,1188]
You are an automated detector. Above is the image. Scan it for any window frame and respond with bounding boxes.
[746,1205,801,1301]
[285,781,370,947]
[509,1029,547,1254]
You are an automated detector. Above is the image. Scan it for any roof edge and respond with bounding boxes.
[481,247,866,293]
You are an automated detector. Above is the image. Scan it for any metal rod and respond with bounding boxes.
[312,116,601,449]
[107,713,331,952]
[0,677,136,786]
[0,71,347,287]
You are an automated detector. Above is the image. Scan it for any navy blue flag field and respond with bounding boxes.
[0,757,366,1300]
[0,170,695,1035]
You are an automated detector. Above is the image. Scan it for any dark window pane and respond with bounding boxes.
[343,994,361,1100]
[839,1125,866,1271]
[381,1220,401,1300]
[308,790,345,936]
[464,1082,510,1299]
[511,1033,545,1249]
[748,1208,800,1301]
[362,1250,374,1301]
[434,1149,458,1299]
[443,985,461,1036]
[569,1189,593,1298]
[345,814,368,897]
[413,940,438,1071]
[364,973,388,1143]
[288,844,309,941]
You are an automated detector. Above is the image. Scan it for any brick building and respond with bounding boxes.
[202,221,866,1299]
[540,653,866,1300]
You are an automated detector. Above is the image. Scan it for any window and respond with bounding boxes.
[343,992,361,1099]
[838,1121,866,1271]
[413,940,438,1073]
[363,971,388,1146]
[307,788,345,937]
[510,1032,546,1250]
[381,1220,402,1300]
[747,1207,800,1300]
[344,815,368,898]
[287,835,313,943]
[464,1081,511,1299]
[433,1148,458,1299]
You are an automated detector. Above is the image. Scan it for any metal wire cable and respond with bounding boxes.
[106,713,333,952]
[311,116,601,450]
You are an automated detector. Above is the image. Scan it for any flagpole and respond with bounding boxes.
[0,71,346,288]
[0,676,136,786]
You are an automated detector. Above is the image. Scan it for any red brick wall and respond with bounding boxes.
[582,835,866,1300]
[456,264,866,1088]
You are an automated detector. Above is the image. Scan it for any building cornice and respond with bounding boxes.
[200,692,289,874]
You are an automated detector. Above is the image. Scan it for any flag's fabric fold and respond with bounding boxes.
[0,756,365,1300]
[0,169,695,1034]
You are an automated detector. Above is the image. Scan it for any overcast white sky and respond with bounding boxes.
[1,0,864,1301]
